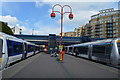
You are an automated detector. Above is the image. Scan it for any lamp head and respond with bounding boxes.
[51,12,56,18]
[69,13,73,20]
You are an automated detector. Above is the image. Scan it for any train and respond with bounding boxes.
[65,38,120,67]
[0,32,42,70]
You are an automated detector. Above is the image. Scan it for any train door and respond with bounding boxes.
[69,47,73,54]
[74,47,79,57]
[33,45,36,55]
[88,44,93,60]
[25,43,28,57]
[65,47,69,54]
[22,43,27,59]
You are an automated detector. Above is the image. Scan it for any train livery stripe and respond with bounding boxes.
[116,40,120,43]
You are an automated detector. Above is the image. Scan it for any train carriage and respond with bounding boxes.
[65,38,120,67]
[0,32,41,70]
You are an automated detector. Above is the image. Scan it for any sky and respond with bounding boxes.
[0,0,119,35]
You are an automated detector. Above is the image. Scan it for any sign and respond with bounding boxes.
[59,45,63,49]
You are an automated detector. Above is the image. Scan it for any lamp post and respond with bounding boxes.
[51,4,73,51]
[51,4,73,62]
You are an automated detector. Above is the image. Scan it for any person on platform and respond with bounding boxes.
[60,48,66,63]
[75,48,79,57]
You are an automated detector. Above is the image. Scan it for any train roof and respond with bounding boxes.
[66,38,120,47]
[0,32,24,42]
[0,32,40,46]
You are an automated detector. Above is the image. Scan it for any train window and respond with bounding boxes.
[64,47,67,51]
[69,47,73,52]
[105,44,112,55]
[74,47,79,53]
[77,46,88,54]
[13,43,23,55]
[13,42,23,55]
[0,39,3,58]
[93,45,106,54]
[117,43,120,54]
[28,45,34,52]
[92,43,112,59]
[35,46,37,51]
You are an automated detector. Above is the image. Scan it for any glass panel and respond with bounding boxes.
[92,43,112,59]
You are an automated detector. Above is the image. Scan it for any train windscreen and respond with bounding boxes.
[117,42,120,54]
[0,39,3,67]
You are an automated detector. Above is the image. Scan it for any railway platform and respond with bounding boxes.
[2,52,119,79]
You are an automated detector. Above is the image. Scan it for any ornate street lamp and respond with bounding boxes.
[51,4,73,62]
[51,4,73,49]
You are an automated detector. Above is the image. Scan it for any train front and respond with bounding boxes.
[116,39,120,66]
[0,38,3,80]
[0,38,3,71]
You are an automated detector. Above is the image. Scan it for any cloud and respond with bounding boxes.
[0,15,62,35]
[33,21,61,35]
[35,1,44,7]
[0,15,19,27]
[0,15,31,34]
[63,10,98,26]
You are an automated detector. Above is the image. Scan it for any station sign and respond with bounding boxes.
[59,45,63,49]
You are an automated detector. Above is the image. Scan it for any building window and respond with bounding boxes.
[113,19,118,22]
[113,16,118,18]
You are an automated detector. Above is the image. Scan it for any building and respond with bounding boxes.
[60,8,120,39]
[84,23,91,37]
[61,32,76,37]
[85,8,120,38]
[11,26,22,34]
[90,8,120,38]
[80,25,85,37]
[74,25,83,37]
[0,21,13,35]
